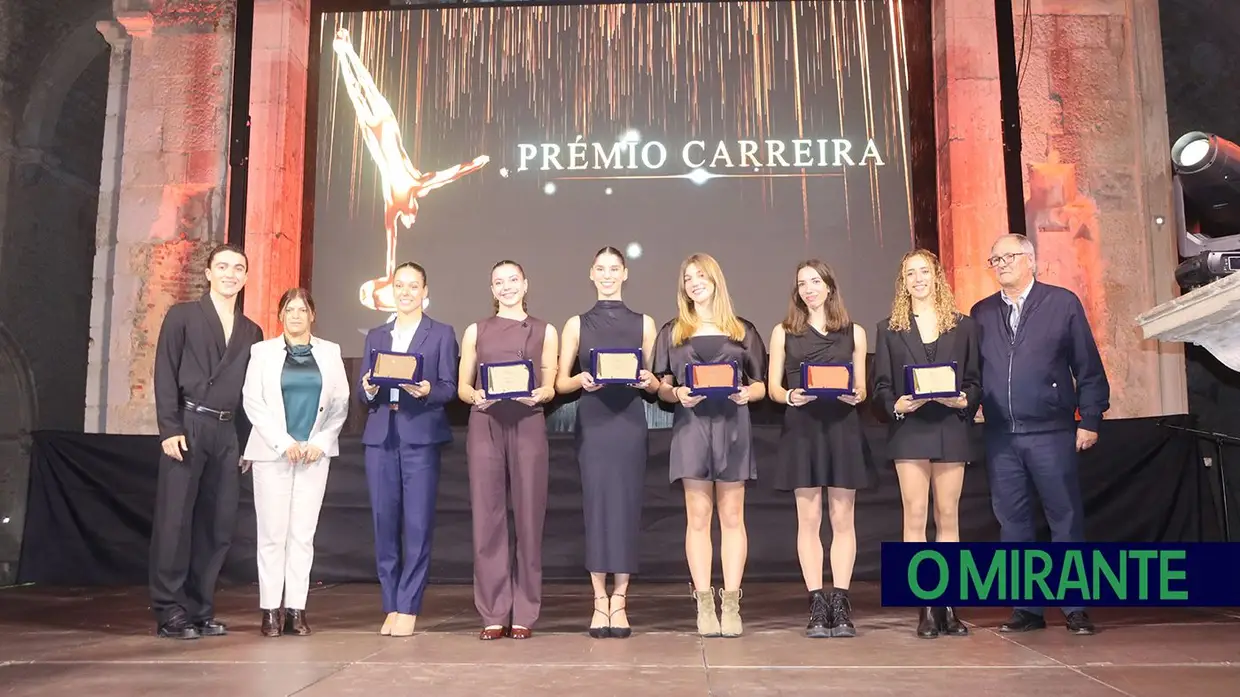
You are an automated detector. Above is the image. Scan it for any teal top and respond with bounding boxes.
[281,341,323,443]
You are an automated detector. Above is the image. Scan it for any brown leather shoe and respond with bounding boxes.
[479,625,506,640]
[261,609,283,638]
[508,625,532,640]
[284,609,312,636]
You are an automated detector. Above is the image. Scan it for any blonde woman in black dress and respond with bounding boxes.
[555,247,659,639]
[872,249,980,638]
[767,259,873,638]
[654,253,766,638]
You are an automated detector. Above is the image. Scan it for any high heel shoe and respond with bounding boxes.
[608,593,631,639]
[380,612,397,636]
[589,595,612,639]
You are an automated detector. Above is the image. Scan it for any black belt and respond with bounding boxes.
[181,398,234,422]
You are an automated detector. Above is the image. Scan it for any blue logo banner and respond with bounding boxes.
[880,542,1240,607]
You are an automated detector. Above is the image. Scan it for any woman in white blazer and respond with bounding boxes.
[242,288,350,637]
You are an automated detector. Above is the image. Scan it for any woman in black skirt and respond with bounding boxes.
[555,247,659,639]
[767,259,873,639]
[872,249,981,639]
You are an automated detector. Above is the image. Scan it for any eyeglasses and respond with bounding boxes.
[986,252,1026,268]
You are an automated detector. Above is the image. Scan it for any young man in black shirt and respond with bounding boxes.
[149,243,264,639]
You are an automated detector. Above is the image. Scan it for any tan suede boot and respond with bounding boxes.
[693,588,721,637]
[719,589,743,637]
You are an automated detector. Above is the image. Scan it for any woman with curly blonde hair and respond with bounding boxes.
[872,249,981,639]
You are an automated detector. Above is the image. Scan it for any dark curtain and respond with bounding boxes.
[18,415,1215,587]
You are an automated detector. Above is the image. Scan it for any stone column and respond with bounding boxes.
[244,0,310,339]
[84,0,239,434]
[85,18,133,433]
[1013,0,1187,418]
[932,0,1011,311]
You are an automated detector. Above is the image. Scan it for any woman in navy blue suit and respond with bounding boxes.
[358,261,460,637]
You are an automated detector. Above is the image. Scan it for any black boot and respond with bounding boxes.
[284,609,312,636]
[939,606,969,636]
[917,607,939,638]
[827,590,856,638]
[805,590,831,638]
[261,609,283,638]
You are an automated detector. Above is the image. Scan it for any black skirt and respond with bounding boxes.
[772,400,876,492]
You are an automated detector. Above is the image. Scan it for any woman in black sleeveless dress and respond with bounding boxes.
[767,259,874,639]
[872,249,980,638]
[555,247,659,639]
[653,253,766,638]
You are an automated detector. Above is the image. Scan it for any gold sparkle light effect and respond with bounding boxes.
[318,0,913,247]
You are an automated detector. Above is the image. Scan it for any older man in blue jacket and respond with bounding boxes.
[970,234,1110,636]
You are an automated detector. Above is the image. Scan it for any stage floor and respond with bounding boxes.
[1,582,1238,696]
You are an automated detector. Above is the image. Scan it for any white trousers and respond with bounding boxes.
[252,456,331,610]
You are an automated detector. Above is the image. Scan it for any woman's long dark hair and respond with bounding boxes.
[781,259,850,335]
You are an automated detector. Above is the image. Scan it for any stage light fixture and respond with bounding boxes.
[1169,131,1240,288]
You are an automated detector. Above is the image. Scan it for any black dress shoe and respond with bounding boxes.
[999,610,1047,633]
[805,590,831,639]
[1065,611,1096,635]
[284,609,312,636]
[194,618,228,636]
[157,619,201,640]
[939,607,969,636]
[916,607,939,639]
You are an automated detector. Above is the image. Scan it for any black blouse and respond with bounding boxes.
[653,317,767,387]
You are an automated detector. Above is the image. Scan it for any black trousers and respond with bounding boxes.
[149,413,241,625]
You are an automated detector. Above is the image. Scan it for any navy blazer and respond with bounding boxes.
[358,316,460,447]
[970,280,1110,435]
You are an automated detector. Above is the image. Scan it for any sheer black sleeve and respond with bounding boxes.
[738,319,767,385]
[652,319,676,382]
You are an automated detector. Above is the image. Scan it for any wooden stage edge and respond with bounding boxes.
[1,581,1238,696]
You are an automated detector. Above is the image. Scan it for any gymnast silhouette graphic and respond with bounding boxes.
[332,28,489,311]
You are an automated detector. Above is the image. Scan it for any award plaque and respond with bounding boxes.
[685,361,740,398]
[800,362,854,396]
[480,359,535,399]
[590,348,642,384]
[905,361,960,399]
[369,349,424,389]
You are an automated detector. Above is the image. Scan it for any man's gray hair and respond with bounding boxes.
[992,233,1037,267]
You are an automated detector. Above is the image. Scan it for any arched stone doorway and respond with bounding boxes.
[0,6,110,585]
[0,321,37,586]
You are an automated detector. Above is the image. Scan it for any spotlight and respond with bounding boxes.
[1169,131,1240,288]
